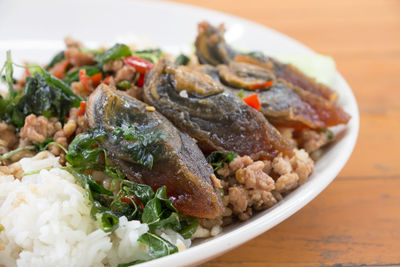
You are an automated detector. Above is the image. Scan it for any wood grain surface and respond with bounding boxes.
[170,0,400,266]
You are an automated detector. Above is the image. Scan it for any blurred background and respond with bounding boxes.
[169,0,400,266]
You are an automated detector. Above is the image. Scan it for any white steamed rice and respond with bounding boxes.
[0,152,190,267]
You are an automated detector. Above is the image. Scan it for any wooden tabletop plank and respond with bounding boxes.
[170,0,400,266]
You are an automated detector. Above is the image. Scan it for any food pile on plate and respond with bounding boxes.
[0,22,350,266]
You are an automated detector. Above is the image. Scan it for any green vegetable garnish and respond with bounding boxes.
[46,51,65,70]
[207,151,237,171]
[63,65,101,84]
[117,80,131,90]
[131,49,163,64]
[94,43,132,63]
[174,54,190,66]
[113,123,167,169]
[237,89,244,98]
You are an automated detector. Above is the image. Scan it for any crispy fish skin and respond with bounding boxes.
[241,79,351,130]
[234,54,338,101]
[195,21,338,101]
[196,63,350,130]
[143,60,294,160]
[86,84,223,219]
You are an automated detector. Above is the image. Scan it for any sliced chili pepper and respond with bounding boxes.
[248,80,274,90]
[123,56,154,74]
[76,101,86,117]
[120,195,144,209]
[243,94,261,111]
[136,73,145,87]
[79,69,103,91]
[52,60,70,79]
[123,56,154,87]
[103,75,113,85]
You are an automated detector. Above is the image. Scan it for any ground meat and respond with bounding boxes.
[0,162,23,179]
[103,59,124,73]
[228,186,248,213]
[20,115,61,144]
[275,173,299,192]
[295,129,332,154]
[217,155,254,178]
[115,65,136,83]
[272,155,292,175]
[248,190,277,210]
[290,149,314,184]
[68,107,88,135]
[64,36,83,49]
[71,81,91,98]
[64,47,95,67]
[210,149,314,225]
[0,121,18,154]
[49,130,68,156]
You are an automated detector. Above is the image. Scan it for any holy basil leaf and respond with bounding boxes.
[174,54,190,66]
[28,65,83,105]
[94,43,131,63]
[46,51,65,70]
[93,203,119,232]
[132,49,163,64]
[137,232,178,260]
[206,151,238,171]
[110,194,138,220]
[113,124,166,169]
[120,180,154,205]
[150,212,180,232]
[65,167,118,232]
[63,65,101,84]
[65,130,106,170]
[155,186,177,212]
[141,197,162,225]
[34,137,54,151]
[177,217,199,239]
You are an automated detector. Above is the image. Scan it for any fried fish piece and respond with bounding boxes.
[195,21,338,101]
[86,84,223,218]
[143,59,294,160]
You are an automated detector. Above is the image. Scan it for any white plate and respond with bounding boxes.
[0,0,359,266]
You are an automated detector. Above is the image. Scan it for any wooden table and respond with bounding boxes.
[171,0,400,266]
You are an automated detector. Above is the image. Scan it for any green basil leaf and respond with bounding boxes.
[65,131,105,170]
[63,65,101,84]
[137,232,178,260]
[94,43,131,63]
[131,49,163,63]
[155,186,177,212]
[206,151,237,171]
[120,180,155,205]
[177,217,199,239]
[174,54,190,66]
[46,51,65,70]
[141,198,162,225]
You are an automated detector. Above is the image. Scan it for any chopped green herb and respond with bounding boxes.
[117,80,131,90]
[46,51,65,70]
[132,49,163,64]
[63,65,101,84]
[237,89,244,98]
[174,54,190,66]
[207,151,238,171]
[94,43,132,63]
[138,232,178,260]
[113,124,167,169]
